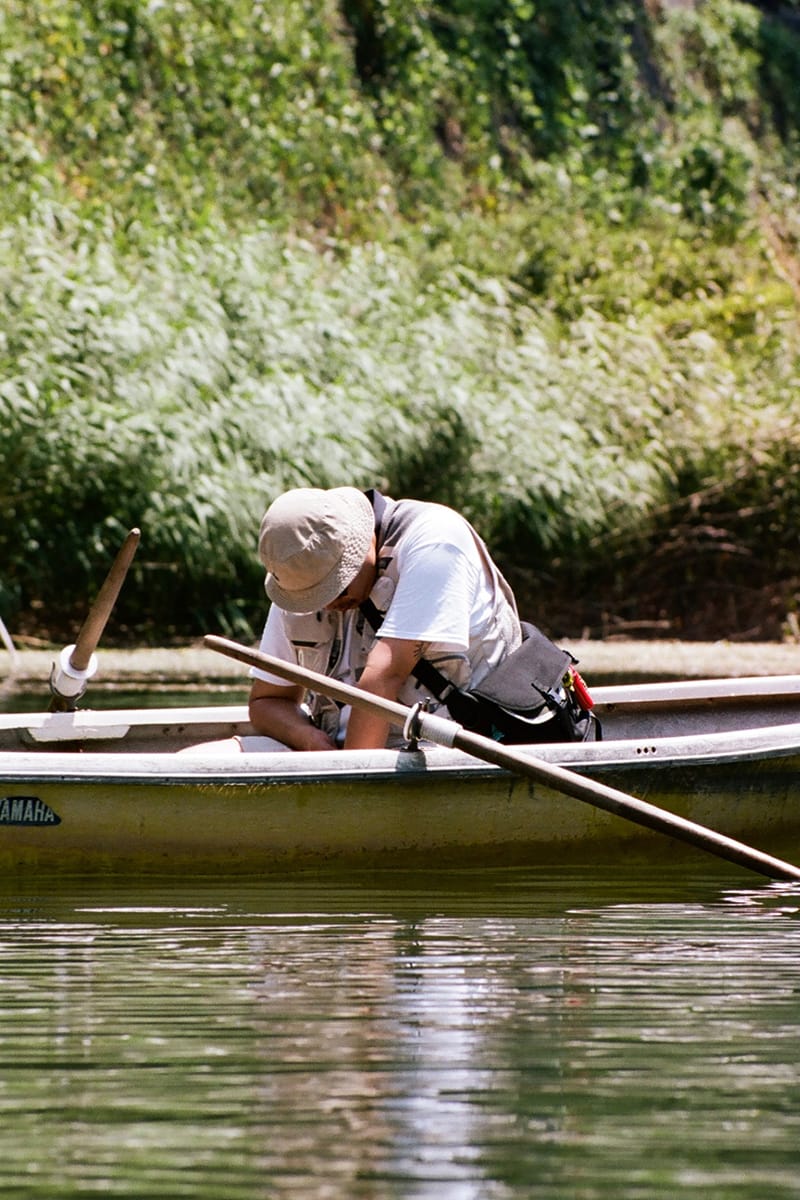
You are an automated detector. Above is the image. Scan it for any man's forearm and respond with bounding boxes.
[343,636,422,749]
[343,661,408,749]
[249,695,335,751]
[343,704,391,750]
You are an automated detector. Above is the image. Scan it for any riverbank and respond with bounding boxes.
[4,638,800,692]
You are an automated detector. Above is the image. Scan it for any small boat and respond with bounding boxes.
[2,673,800,873]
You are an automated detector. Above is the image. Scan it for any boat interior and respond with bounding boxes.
[2,675,800,754]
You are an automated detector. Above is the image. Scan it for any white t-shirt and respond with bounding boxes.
[370,505,497,646]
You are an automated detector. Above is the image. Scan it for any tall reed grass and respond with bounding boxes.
[2,194,798,640]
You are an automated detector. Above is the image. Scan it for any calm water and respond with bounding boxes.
[0,687,250,713]
[2,866,799,1199]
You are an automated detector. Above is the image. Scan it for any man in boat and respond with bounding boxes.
[248,486,523,750]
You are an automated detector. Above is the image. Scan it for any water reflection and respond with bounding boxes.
[1,870,799,1199]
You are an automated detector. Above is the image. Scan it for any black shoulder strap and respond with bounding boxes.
[364,488,389,540]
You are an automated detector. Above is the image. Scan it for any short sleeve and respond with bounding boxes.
[377,540,478,649]
[249,604,296,685]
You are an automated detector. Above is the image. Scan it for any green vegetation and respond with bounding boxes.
[1,0,800,643]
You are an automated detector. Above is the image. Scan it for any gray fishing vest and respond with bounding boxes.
[280,493,521,741]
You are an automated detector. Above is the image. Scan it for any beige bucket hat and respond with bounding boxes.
[258,486,374,612]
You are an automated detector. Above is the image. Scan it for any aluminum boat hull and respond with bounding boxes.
[2,675,800,871]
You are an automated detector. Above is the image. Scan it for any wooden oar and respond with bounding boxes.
[49,528,141,712]
[204,633,800,883]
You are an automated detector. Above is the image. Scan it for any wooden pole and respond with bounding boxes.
[49,528,141,711]
[204,633,800,883]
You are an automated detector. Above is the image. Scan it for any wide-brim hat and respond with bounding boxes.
[258,486,374,612]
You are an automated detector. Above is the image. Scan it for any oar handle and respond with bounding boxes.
[203,634,800,883]
[70,528,141,671]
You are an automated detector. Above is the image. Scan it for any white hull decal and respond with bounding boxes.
[0,796,61,826]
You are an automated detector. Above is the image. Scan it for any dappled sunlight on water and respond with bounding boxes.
[1,869,800,1198]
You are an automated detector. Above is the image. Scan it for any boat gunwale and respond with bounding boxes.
[2,718,800,786]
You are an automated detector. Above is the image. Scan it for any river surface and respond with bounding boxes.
[2,866,800,1199]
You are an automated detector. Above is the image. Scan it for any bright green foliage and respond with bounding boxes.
[1,1,800,641]
[3,0,780,231]
[0,0,382,230]
[338,0,647,204]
